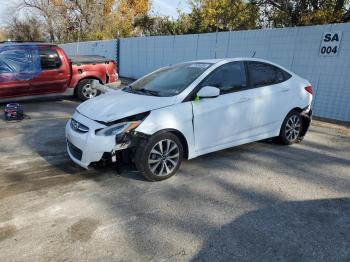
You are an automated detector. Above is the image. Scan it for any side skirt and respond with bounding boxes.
[0,88,75,103]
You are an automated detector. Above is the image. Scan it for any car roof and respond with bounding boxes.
[0,42,57,48]
[191,57,280,64]
[187,57,293,75]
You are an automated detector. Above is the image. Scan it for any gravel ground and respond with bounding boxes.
[0,97,349,262]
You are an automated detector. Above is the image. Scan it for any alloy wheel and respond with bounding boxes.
[148,139,180,177]
[285,114,301,142]
[82,83,98,99]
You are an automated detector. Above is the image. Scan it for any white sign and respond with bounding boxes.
[319,31,342,56]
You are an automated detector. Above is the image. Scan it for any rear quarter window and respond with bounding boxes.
[248,61,291,88]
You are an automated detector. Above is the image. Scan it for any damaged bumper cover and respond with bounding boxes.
[65,111,147,169]
[300,105,312,138]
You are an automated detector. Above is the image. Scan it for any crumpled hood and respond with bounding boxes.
[77,89,177,122]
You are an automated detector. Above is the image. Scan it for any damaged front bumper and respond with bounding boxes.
[65,112,146,169]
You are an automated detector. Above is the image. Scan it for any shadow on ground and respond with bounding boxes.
[1,98,350,260]
[192,198,350,262]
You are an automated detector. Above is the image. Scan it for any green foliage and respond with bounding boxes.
[190,0,260,32]
[255,0,350,27]
[4,0,350,42]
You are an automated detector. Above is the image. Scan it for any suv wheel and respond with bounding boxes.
[76,79,99,101]
[135,132,183,181]
[279,110,303,145]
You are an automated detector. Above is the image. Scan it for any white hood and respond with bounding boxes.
[77,89,177,122]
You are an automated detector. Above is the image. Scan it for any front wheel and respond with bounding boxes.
[134,132,183,181]
[279,110,303,145]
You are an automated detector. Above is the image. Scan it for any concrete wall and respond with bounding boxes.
[60,23,350,122]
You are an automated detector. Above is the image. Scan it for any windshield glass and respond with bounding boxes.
[123,62,212,97]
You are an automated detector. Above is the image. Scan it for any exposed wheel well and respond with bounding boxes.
[280,108,302,129]
[290,107,302,113]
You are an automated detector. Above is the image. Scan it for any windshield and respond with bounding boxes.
[123,62,212,97]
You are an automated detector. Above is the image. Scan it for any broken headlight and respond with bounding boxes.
[95,121,141,136]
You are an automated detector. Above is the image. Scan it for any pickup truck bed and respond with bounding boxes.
[70,55,114,64]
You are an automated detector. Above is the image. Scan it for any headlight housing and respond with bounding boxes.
[95,121,141,136]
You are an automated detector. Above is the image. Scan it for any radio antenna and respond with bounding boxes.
[252,51,256,58]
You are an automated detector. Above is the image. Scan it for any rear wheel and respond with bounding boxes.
[76,79,100,101]
[279,110,303,145]
[134,132,183,181]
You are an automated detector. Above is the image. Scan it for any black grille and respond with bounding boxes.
[67,140,82,161]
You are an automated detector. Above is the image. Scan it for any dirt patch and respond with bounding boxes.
[0,225,16,242]
[68,218,99,242]
[313,120,350,136]
[0,210,12,223]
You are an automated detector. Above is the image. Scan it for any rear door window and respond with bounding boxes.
[201,61,247,94]
[248,62,291,87]
[39,49,62,70]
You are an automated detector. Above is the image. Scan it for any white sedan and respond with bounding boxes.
[66,58,313,181]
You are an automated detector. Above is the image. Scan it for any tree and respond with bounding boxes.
[5,16,44,41]
[20,0,121,42]
[17,0,150,41]
[117,0,150,36]
[134,15,190,36]
[0,28,6,41]
[152,0,261,35]
[191,0,260,31]
[3,0,348,42]
[254,0,350,27]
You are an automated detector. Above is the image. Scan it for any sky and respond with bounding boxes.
[0,0,18,25]
[0,0,191,26]
[151,0,191,18]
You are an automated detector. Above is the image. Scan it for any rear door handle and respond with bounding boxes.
[281,88,290,92]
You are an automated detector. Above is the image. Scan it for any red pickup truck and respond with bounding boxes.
[0,42,119,101]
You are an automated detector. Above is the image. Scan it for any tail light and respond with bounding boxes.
[305,86,313,94]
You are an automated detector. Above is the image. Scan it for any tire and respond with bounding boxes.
[279,110,303,145]
[134,132,184,181]
[76,79,100,101]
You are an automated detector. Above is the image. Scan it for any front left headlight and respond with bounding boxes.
[95,121,141,136]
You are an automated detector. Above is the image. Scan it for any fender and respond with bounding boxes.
[135,102,196,159]
[69,71,104,89]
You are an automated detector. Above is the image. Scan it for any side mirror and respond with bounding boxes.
[197,86,220,99]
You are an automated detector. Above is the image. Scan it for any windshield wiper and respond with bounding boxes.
[123,85,132,91]
[123,85,137,94]
[123,86,160,96]
[136,89,160,97]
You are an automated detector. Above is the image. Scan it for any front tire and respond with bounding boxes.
[134,132,183,181]
[76,79,100,101]
[279,110,303,145]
